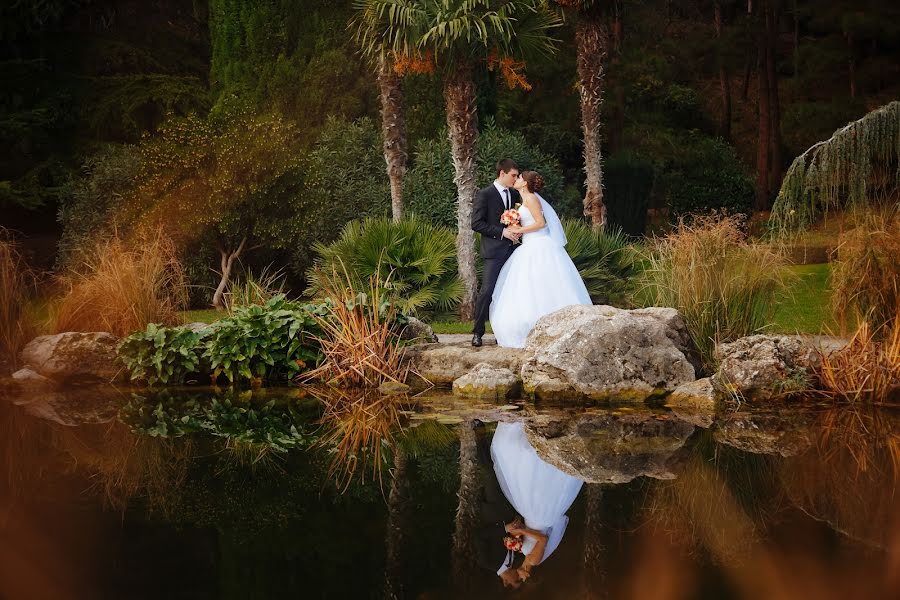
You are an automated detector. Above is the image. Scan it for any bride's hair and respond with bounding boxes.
[521,171,545,193]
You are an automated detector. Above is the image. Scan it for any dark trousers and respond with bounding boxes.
[473,247,514,336]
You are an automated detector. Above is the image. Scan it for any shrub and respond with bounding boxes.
[0,230,35,363]
[117,323,206,385]
[562,219,640,307]
[604,152,655,237]
[203,295,325,384]
[830,209,900,336]
[638,214,787,371]
[53,229,187,336]
[307,216,463,318]
[813,319,900,404]
[225,265,287,314]
[405,119,570,227]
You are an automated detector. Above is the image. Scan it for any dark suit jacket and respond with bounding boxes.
[471,183,522,259]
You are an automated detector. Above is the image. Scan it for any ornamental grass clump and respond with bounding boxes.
[562,219,640,306]
[0,229,35,363]
[639,214,788,371]
[53,229,187,336]
[830,208,900,336]
[303,262,410,388]
[812,318,900,405]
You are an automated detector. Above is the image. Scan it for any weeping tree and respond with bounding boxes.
[556,0,609,230]
[769,100,900,236]
[353,0,562,319]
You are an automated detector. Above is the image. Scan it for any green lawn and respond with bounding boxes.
[768,263,838,335]
[180,263,837,336]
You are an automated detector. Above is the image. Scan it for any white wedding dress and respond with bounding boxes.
[490,195,592,348]
[491,421,584,576]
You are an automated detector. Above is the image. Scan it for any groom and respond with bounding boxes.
[470,159,522,347]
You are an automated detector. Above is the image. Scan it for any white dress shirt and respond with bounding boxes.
[493,180,511,210]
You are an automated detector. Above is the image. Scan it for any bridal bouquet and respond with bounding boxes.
[500,208,520,227]
[503,535,524,552]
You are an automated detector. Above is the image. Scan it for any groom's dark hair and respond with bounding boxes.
[496,159,518,176]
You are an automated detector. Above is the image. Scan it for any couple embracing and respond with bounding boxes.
[471,159,592,348]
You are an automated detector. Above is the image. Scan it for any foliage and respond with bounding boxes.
[638,214,788,371]
[56,144,143,267]
[225,265,287,314]
[829,209,900,335]
[203,295,325,384]
[562,219,640,306]
[812,319,900,404]
[307,216,463,318]
[405,120,570,226]
[0,230,35,363]
[53,229,188,336]
[117,323,206,386]
[658,133,754,219]
[303,266,410,387]
[603,152,655,236]
[120,390,319,454]
[770,101,900,236]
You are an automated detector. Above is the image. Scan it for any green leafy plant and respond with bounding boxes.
[563,219,641,307]
[307,216,463,318]
[117,323,206,385]
[203,295,325,383]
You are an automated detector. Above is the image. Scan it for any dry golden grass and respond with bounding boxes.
[53,229,188,336]
[640,213,788,370]
[813,317,900,405]
[830,208,900,336]
[310,385,404,493]
[303,261,409,387]
[0,230,35,364]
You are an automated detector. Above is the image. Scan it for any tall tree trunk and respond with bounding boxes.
[212,237,247,310]
[715,1,732,140]
[846,33,856,98]
[452,421,479,591]
[444,62,479,321]
[580,483,607,598]
[755,4,771,212]
[609,6,625,155]
[766,0,783,192]
[576,10,608,231]
[741,54,753,101]
[379,56,408,222]
[384,443,409,600]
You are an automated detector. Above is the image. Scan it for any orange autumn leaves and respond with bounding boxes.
[391,50,533,91]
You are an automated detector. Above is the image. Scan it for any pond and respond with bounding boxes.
[1,384,898,599]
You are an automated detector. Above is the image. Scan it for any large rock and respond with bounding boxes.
[452,363,521,400]
[714,334,819,400]
[398,317,438,344]
[403,341,529,387]
[19,332,121,383]
[666,377,719,428]
[524,411,696,483]
[520,305,698,402]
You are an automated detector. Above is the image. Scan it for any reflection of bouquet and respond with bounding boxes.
[503,535,524,552]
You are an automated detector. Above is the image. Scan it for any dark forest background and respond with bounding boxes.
[3,0,898,299]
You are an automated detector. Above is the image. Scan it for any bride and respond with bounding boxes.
[489,171,592,348]
[491,421,583,589]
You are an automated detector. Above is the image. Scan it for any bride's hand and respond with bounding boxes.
[507,225,523,234]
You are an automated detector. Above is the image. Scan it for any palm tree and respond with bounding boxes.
[353,0,562,319]
[555,1,608,230]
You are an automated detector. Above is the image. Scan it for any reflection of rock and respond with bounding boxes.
[19,332,121,383]
[11,367,57,390]
[713,411,816,457]
[713,335,818,400]
[666,377,718,428]
[9,385,122,426]
[398,317,438,344]
[521,305,697,402]
[523,411,696,483]
[403,341,528,387]
[452,363,520,400]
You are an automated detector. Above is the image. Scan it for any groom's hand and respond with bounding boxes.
[502,228,521,242]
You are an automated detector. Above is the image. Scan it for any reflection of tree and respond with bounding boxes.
[451,420,479,591]
[579,483,607,599]
[384,442,409,599]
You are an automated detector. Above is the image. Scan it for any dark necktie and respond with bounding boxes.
[503,188,509,210]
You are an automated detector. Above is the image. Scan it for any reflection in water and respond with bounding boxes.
[1,383,899,599]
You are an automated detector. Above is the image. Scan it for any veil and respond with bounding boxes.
[536,193,567,247]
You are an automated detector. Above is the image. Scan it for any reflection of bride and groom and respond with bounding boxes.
[473,420,584,590]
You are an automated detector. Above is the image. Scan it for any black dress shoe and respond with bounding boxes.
[472,334,483,347]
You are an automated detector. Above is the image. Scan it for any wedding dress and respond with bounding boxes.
[491,421,583,576]
[489,195,591,348]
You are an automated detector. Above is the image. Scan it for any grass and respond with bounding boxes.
[0,230,35,363]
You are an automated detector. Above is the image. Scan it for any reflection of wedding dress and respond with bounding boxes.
[491,421,583,575]
[490,196,591,348]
